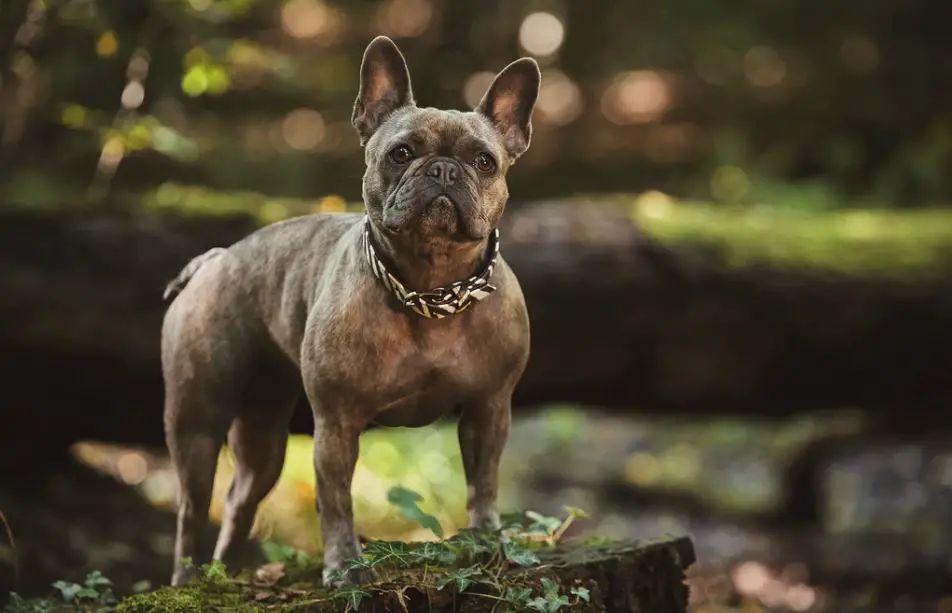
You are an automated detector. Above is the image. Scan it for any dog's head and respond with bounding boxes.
[353,36,540,242]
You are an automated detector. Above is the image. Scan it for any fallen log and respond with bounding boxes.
[3,200,952,473]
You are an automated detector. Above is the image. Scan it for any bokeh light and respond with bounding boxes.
[840,34,879,74]
[536,70,583,126]
[602,70,673,124]
[98,135,125,170]
[744,46,786,88]
[462,71,496,108]
[710,165,750,202]
[280,0,345,44]
[377,0,433,39]
[518,12,565,57]
[120,81,145,110]
[281,108,326,151]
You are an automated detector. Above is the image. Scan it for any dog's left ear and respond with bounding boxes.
[476,58,541,159]
[352,36,415,144]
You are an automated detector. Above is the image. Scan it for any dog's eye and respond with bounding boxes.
[389,145,414,165]
[473,152,496,174]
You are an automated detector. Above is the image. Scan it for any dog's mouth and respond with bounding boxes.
[384,193,479,239]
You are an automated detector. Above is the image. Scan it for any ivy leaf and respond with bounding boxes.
[96,588,118,605]
[335,585,370,612]
[5,594,55,613]
[436,567,483,593]
[74,588,99,600]
[571,586,591,602]
[51,581,82,602]
[324,568,348,585]
[540,577,561,598]
[84,570,112,588]
[387,486,444,538]
[363,540,414,568]
[413,542,457,566]
[505,586,533,606]
[504,541,541,567]
[326,553,376,585]
[499,511,527,530]
[527,594,570,613]
[447,528,496,556]
[525,511,562,536]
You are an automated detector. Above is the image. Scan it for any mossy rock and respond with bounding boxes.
[116,536,695,613]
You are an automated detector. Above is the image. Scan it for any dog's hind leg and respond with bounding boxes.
[165,393,229,586]
[212,394,297,567]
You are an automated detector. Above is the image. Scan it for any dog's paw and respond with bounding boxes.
[322,567,378,588]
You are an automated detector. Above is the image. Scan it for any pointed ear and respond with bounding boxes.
[352,36,415,144]
[475,58,541,159]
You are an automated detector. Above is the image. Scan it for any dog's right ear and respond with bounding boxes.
[352,36,415,145]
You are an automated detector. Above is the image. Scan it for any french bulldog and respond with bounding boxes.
[161,35,540,587]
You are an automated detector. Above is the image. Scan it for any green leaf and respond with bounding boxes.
[526,597,554,613]
[504,541,541,567]
[571,586,591,602]
[97,588,118,605]
[387,485,443,538]
[413,542,457,566]
[563,506,590,520]
[446,528,496,556]
[2,593,46,613]
[387,485,423,506]
[363,540,417,569]
[525,511,562,536]
[436,567,483,593]
[540,577,560,598]
[74,588,99,600]
[504,586,533,606]
[335,585,370,611]
[262,540,309,565]
[51,581,82,602]
[84,570,113,588]
[500,511,527,530]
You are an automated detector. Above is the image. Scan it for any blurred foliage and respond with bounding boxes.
[137,182,952,277]
[77,407,861,558]
[2,0,952,208]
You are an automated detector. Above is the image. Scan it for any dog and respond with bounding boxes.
[160,36,540,587]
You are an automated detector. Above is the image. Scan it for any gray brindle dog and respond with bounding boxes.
[161,36,540,587]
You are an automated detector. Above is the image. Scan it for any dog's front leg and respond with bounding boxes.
[458,392,512,531]
[312,414,375,587]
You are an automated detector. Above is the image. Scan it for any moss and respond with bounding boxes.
[113,536,693,612]
[116,582,341,613]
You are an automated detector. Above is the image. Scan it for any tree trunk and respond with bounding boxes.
[114,537,696,613]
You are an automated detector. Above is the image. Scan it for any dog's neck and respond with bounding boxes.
[366,220,491,291]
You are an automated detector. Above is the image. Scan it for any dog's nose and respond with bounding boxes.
[426,159,459,187]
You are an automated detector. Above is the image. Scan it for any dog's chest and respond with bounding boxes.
[367,329,481,428]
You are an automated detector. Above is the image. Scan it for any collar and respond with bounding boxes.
[362,216,500,319]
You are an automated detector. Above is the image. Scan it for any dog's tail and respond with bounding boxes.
[162,247,228,302]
